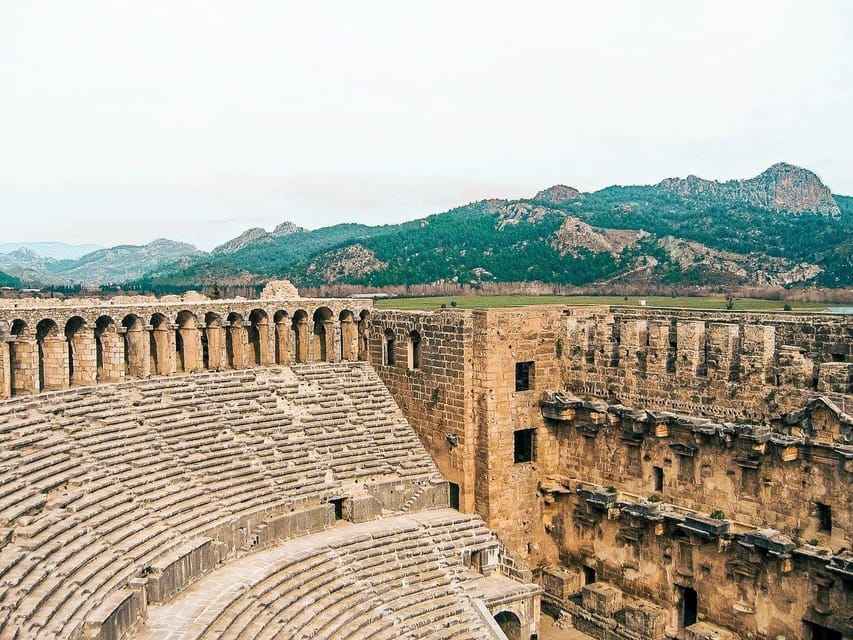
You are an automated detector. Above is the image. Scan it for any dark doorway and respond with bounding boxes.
[449,482,460,510]
[583,565,596,585]
[330,498,345,521]
[680,586,698,627]
[807,622,842,640]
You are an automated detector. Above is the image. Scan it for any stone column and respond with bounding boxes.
[340,317,357,361]
[324,320,335,362]
[275,320,290,365]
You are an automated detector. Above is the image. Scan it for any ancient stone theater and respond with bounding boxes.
[0,286,850,640]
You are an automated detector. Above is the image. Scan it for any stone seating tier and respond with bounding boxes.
[0,363,442,640]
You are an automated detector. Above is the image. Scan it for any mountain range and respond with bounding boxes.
[3,163,851,291]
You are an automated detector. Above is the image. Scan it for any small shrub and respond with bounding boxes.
[555,338,564,358]
[783,302,792,311]
[648,494,661,503]
[709,509,726,520]
[450,300,458,307]
[807,538,819,546]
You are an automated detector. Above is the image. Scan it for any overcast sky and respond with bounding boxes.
[1,1,851,250]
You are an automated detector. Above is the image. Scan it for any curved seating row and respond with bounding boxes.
[0,363,441,639]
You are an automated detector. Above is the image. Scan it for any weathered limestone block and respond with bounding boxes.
[683,621,739,640]
[777,345,815,389]
[817,362,852,394]
[147,538,225,604]
[706,323,740,381]
[646,320,672,376]
[581,582,624,616]
[740,325,774,385]
[83,588,146,640]
[623,599,668,640]
[540,565,582,601]
[676,321,706,377]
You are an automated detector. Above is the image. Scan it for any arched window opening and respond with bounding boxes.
[358,310,370,362]
[408,330,421,370]
[313,307,333,362]
[384,329,395,366]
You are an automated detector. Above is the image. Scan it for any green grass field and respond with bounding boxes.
[374,295,831,312]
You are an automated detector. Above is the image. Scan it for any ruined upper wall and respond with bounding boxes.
[562,305,852,420]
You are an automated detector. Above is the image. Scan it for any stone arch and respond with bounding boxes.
[176,311,201,373]
[273,310,290,365]
[8,319,36,396]
[408,329,422,370]
[339,310,358,361]
[203,312,223,370]
[36,318,65,391]
[248,309,270,366]
[291,310,309,364]
[384,328,395,366]
[226,312,246,369]
[312,307,334,362]
[494,611,522,640]
[149,313,173,376]
[122,314,147,379]
[65,316,95,386]
[357,310,370,362]
[95,315,121,382]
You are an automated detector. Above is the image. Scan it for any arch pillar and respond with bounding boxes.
[323,320,335,362]
[340,316,357,361]
[293,318,309,364]
[204,323,225,370]
[123,325,150,379]
[1,340,11,399]
[97,327,124,382]
[40,335,69,391]
[10,339,39,395]
[176,324,201,372]
[357,314,370,362]
[69,329,97,386]
[275,319,290,365]
[226,322,247,368]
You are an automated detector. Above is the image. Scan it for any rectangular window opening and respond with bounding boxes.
[817,502,832,533]
[653,466,664,492]
[583,566,596,585]
[513,428,535,464]
[515,361,534,392]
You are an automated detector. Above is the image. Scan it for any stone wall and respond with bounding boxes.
[562,306,851,421]
[369,310,476,511]
[0,295,372,399]
[373,304,853,640]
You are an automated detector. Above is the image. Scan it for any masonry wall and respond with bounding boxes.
[370,310,476,511]
[562,306,852,421]
[469,308,563,565]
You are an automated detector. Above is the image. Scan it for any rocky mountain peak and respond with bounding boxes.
[533,184,581,205]
[212,228,270,255]
[272,221,303,237]
[657,163,840,216]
